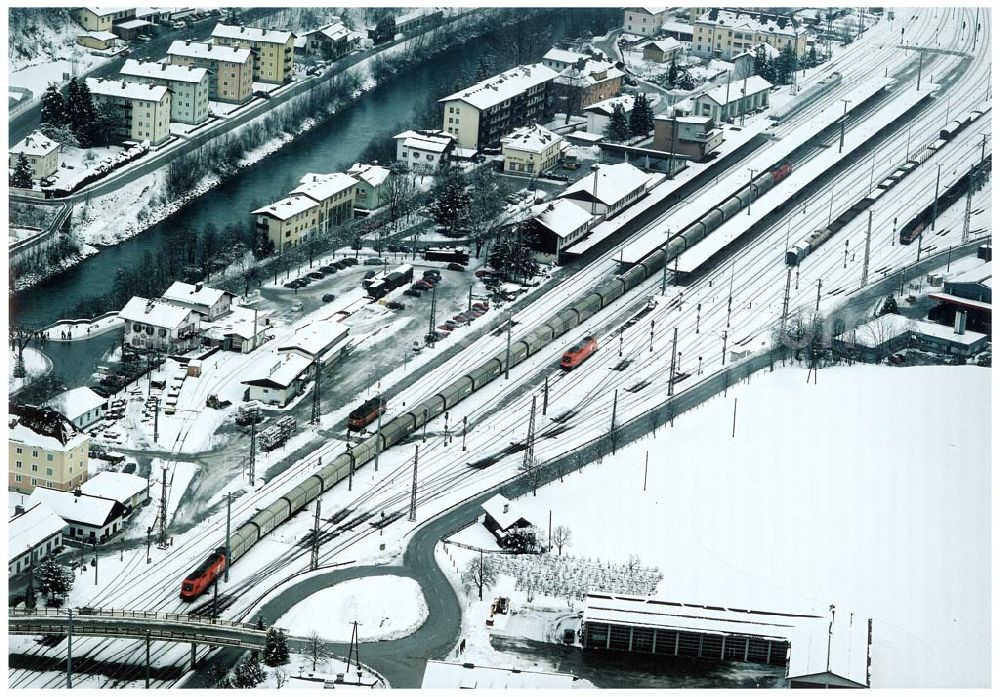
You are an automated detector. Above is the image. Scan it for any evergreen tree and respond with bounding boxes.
[804,45,819,69]
[39,84,66,135]
[263,627,290,667]
[10,154,34,188]
[232,653,267,688]
[603,102,631,142]
[474,54,495,82]
[429,168,470,235]
[878,294,900,316]
[776,45,798,84]
[675,64,696,91]
[37,557,74,601]
[667,57,678,87]
[255,616,265,631]
[629,93,654,137]
[65,78,98,145]
[753,45,777,82]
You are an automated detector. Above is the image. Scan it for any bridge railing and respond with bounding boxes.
[9,607,260,632]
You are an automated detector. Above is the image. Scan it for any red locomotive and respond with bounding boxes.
[180,547,227,601]
[347,396,386,431]
[769,161,793,184]
[560,336,598,370]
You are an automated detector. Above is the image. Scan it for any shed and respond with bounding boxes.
[481,493,533,539]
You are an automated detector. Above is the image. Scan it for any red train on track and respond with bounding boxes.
[561,336,598,370]
[347,396,387,431]
[180,547,227,601]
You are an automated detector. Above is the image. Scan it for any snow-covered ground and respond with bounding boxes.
[445,365,990,688]
[8,347,52,394]
[275,576,427,642]
[261,653,385,690]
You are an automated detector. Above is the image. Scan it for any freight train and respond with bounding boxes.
[179,161,795,599]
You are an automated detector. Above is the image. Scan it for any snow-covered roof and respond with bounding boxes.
[252,195,317,221]
[439,64,558,111]
[949,261,991,288]
[655,114,713,125]
[308,21,351,43]
[44,387,106,422]
[560,163,652,207]
[9,503,67,561]
[501,123,563,154]
[421,661,576,689]
[277,322,349,360]
[394,129,456,154]
[695,9,806,38]
[628,7,669,17]
[481,493,530,531]
[532,199,594,238]
[203,306,268,341]
[291,172,357,203]
[927,292,992,312]
[117,19,154,29]
[80,471,148,505]
[643,37,683,52]
[543,47,588,65]
[697,75,772,106]
[10,131,59,157]
[583,593,870,687]
[583,94,635,116]
[162,281,234,310]
[910,319,988,346]
[347,163,391,188]
[86,78,168,103]
[28,488,127,529]
[211,23,293,44]
[80,7,125,17]
[121,59,208,84]
[8,404,89,452]
[167,40,251,64]
[556,60,624,87]
[661,19,695,36]
[83,30,119,41]
[119,296,196,329]
[242,354,313,389]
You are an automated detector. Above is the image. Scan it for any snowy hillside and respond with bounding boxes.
[8,8,91,74]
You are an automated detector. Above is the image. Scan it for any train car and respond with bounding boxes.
[560,336,598,370]
[347,396,386,431]
[367,279,388,300]
[900,220,923,245]
[940,121,963,141]
[180,547,227,600]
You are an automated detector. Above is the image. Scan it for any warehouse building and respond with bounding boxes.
[581,593,871,688]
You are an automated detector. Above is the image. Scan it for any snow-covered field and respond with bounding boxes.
[8,347,52,394]
[448,365,990,688]
[276,576,427,643]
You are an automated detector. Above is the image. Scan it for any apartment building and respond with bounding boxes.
[118,297,202,353]
[167,40,253,104]
[9,130,61,180]
[211,23,295,84]
[86,78,172,145]
[393,129,456,173]
[347,163,392,211]
[8,404,90,495]
[553,59,624,110]
[252,196,318,252]
[623,8,670,37]
[120,59,210,125]
[290,172,357,230]
[501,124,564,175]
[692,9,808,60]
[72,7,135,32]
[439,64,559,150]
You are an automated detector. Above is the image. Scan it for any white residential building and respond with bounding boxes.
[347,163,392,211]
[583,94,636,135]
[44,387,106,430]
[80,471,150,512]
[277,323,350,365]
[241,354,314,407]
[393,129,456,173]
[119,297,201,353]
[161,281,235,320]
[28,487,129,544]
[541,47,589,72]
[559,163,654,217]
[623,7,670,37]
[86,78,172,145]
[120,59,210,125]
[693,74,772,121]
[8,503,67,576]
[9,130,61,180]
[501,123,564,175]
[9,405,90,495]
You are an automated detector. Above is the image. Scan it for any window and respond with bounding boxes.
[46,467,54,476]
[16,447,22,454]
[32,450,38,458]
[15,461,21,469]
[31,464,38,472]
[15,475,21,482]
[31,478,37,486]
[46,453,53,461]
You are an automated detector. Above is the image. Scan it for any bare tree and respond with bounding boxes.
[625,554,641,573]
[461,553,499,601]
[9,323,37,379]
[466,171,512,259]
[552,525,572,555]
[307,630,333,672]
[274,669,288,689]
[383,169,418,234]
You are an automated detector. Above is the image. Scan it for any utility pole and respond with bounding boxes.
[668,327,679,396]
[310,499,321,571]
[868,154,876,194]
[861,210,873,287]
[732,398,738,438]
[24,545,36,610]
[721,330,728,365]
[905,120,913,161]
[660,249,669,293]
[667,113,679,177]
[224,493,232,582]
[347,621,362,677]
[310,360,321,425]
[781,266,792,338]
[467,284,473,312]
[649,319,655,353]
[428,283,438,348]
[373,393,383,472]
[961,165,976,244]
[157,465,169,546]
[610,388,619,453]
[152,397,159,443]
[145,630,151,688]
[542,375,549,415]
[618,328,624,357]
[504,311,513,379]
[931,163,942,230]
[643,451,648,491]
[843,239,849,269]
[746,169,757,216]
[66,608,73,689]
[462,416,468,451]
[523,395,537,473]
[347,442,354,491]
[816,278,823,312]
[696,303,701,334]
[408,446,418,522]
[248,415,256,485]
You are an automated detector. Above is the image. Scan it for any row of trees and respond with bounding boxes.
[40,78,115,148]
[753,43,816,86]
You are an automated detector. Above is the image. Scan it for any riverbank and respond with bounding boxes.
[11,10,491,295]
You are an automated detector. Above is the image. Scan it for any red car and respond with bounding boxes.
[437,323,454,332]
[414,280,432,290]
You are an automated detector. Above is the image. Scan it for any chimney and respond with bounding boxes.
[502,503,509,514]
[146,300,155,314]
[195,282,203,292]
[954,310,967,335]
[162,63,166,71]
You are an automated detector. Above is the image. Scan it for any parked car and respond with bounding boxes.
[386,300,405,310]
[364,257,384,266]
[333,260,349,269]
[422,269,441,279]
[290,301,304,312]
[447,263,466,272]
[404,288,422,298]
[308,271,324,279]
[321,265,337,273]
[283,281,298,289]
[322,294,336,303]
[437,324,454,332]
[343,257,358,266]
[475,269,493,278]
[363,270,377,280]
[444,319,459,329]
[386,244,400,253]
[413,280,432,290]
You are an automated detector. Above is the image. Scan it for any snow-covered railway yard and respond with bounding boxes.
[8,6,992,690]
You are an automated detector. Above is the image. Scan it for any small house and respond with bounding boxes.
[77,31,120,50]
[9,130,61,181]
[642,38,683,63]
[80,471,150,515]
[241,354,314,407]
[481,493,533,545]
[8,502,67,576]
[44,386,107,430]
[161,281,235,320]
[583,94,635,135]
[27,487,128,544]
[528,199,595,258]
